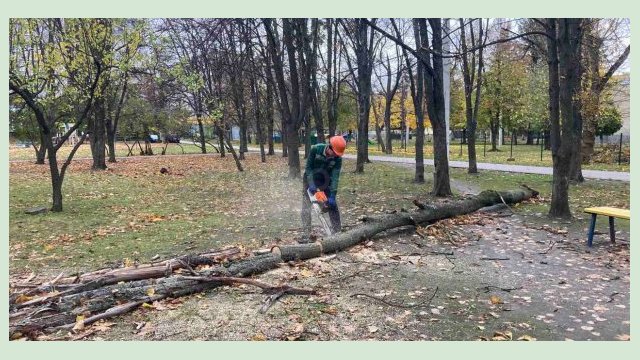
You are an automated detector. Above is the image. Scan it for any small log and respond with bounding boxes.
[25,206,48,215]
[16,247,242,297]
[272,243,322,262]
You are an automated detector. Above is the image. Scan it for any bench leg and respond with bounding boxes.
[587,214,597,247]
[609,216,616,243]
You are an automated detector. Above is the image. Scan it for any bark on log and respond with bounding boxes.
[9,187,537,338]
[13,247,243,301]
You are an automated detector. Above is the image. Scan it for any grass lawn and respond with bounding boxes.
[9,151,629,276]
[9,139,629,173]
[356,139,629,172]
[8,142,219,161]
[234,138,629,172]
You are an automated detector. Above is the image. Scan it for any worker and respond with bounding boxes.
[300,135,346,243]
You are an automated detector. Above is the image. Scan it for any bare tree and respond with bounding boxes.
[368,18,453,195]
[325,19,341,138]
[340,18,377,173]
[458,18,487,174]
[391,19,426,182]
[373,36,403,154]
[263,18,306,178]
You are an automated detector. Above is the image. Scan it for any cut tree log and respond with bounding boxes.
[9,187,538,338]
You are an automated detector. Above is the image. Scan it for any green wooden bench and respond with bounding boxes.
[584,207,630,247]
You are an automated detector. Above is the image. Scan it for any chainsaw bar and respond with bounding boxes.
[307,189,333,236]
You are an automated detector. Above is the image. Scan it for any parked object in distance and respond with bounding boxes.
[165,134,180,143]
[148,134,161,143]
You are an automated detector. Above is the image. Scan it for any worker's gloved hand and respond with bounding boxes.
[308,183,317,193]
[327,195,337,209]
[315,191,328,203]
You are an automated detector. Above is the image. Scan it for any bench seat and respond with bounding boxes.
[584,207,630,247]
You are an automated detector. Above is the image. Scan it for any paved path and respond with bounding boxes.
[247,147,629,182]
[11,145,627,182]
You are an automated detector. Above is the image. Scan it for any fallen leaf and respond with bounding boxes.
[291,323,304,334]
[14,294,34,304]
[146,287,155,296]
[321,306,338,315]
[73,315,85,331]
[517,335,537,341]
[342,325,356,333]
[251,333,267,341]
[492,331,512,340]
[299,268,313,278]
[368,326,379,333]
[490,295,503,304]
[92,321,116,332]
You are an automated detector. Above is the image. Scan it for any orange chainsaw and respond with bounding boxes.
[307,189,333,236]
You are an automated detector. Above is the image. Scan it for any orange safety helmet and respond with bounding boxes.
[329,136,346,157]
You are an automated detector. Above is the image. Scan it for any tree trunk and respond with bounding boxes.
[10,187,537,335]
[549,18,584,218]
[107,73,128,163]
[569,130,585,183]
[105,122,117,163]
[197,114,207,154]
[399,82,408,150]
[283,18,303,177]
[224,129,244,172]
[384,102,393,155]
[354,19,374,174]
[566,21,585,184]
[304,120,311,158]
[239,105,247,160]
[413,20,428,183]
[266,108,275,156]
[544,130,551,150]
[216,124,226,158]
[264,61,276,156]
[307,19,325,144]
[36,132,47,164]
[424,19,452,196]
[372,99,386,153]
[89,99,107,170]
[46,139,64,212]
[490,113,499,151]
[381,52,401,155]
[326,19,338,138]
[285,124,301,177]
[526,124,534,145]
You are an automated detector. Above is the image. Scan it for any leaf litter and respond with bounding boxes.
[9,153,630,340]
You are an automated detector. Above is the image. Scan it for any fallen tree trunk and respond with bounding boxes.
[9,187,538,338]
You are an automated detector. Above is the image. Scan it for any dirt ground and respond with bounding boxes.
[78,206,630,341]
